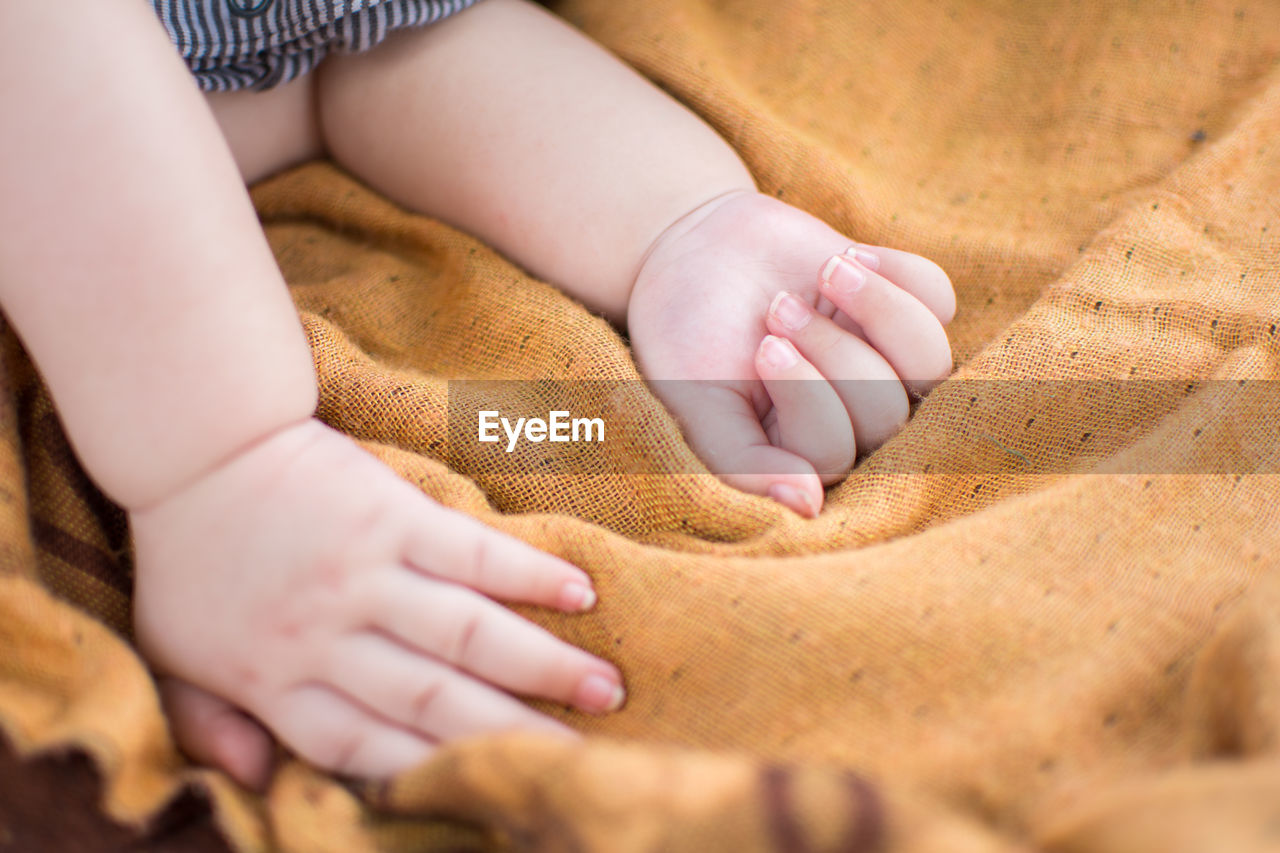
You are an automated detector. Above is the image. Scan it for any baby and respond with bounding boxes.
[0,0,954,789]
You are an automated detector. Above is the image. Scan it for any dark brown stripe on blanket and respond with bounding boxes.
[762,765,808,853]
[31,516,129,594]
[840,771,884,852]
[0,731,230,852]
[39,412,130,555]
[761,765,885,853]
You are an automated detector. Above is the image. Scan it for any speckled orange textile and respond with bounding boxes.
[4,1,1280,850]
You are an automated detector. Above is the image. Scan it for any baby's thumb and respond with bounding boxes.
[158,677,276,792]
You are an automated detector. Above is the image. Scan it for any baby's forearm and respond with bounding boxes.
[319,0,756,324]
[0,1,317,510]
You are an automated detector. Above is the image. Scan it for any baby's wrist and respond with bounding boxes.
[124,415,320,517]
[625,187,758,325]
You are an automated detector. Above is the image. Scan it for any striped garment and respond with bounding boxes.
[149,0,482,92]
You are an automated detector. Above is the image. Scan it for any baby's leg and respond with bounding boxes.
[204,75,324,185]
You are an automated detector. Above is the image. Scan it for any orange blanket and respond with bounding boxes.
[4,1,1280,850]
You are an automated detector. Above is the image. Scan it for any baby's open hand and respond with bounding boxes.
[131,419,621,786]
[627,191,955,516]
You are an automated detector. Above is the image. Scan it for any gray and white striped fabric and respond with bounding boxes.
[149,0,481,92]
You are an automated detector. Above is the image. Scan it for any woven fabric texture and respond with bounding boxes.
[4,0,1280,850]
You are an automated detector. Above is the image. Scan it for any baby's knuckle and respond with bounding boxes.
[406,678,448,726]
[467,534,496,588]
[441,606,484,666]
[312,729,366,776]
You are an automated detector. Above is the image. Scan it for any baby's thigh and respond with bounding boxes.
[205,75,323,186]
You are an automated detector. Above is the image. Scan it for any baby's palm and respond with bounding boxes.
[628,191,955,516]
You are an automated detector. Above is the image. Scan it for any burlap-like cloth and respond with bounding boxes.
[5,1,1280,850]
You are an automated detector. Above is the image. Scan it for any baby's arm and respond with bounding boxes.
[0,0,317,507]
[318,0,956,514]
[0,0,622,787]
[317,0,755,323]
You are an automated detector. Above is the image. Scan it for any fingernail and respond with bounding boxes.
[844,245,881,271]
[560,582,597,612]
[767,483,817,518]
[759,335,799,370]
[821,255,867,296]
[578,674,626,713]
[769,291,811,331]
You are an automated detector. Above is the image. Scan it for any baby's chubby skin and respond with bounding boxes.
[0,0,954,789]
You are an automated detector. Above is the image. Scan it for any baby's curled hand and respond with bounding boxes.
[132,418,621,787]
[627,191,955,516]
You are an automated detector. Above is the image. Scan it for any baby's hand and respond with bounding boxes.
[627,191,955,516]
[131,419,622,787]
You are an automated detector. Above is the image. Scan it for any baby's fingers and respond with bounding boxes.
[371,571,624,714]
[819,254,953,396]
[325,632,580,743]
[766,291,909,454]
[403,499,595,612]
[273,685,434,779]
[849,244,956,325]
[755,336,856,486]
